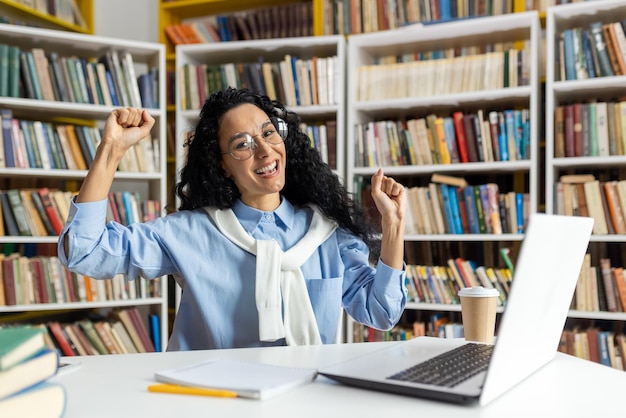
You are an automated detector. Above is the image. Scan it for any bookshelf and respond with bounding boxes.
[158,0,319,58]
[0,23,169,351]
[345,11,541,341]
[173,34,346,310]
[545,0,626,330]
[0,0,93,34]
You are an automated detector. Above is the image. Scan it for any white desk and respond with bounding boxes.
[51,338,626,417]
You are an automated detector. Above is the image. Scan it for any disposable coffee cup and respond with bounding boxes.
[458,286,500,344]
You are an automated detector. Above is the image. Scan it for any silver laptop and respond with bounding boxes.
[320,213,593,405]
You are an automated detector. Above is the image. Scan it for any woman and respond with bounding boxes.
[59,87,407,350]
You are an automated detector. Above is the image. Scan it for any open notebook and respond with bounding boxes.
[320,213,594,405]
[154,358,317,400]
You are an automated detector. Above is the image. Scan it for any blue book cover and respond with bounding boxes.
[0,108,15,168]
[498,112,509,161]
[581,29,596,78]
[514,110,524,160]
[216,16,231,42]
[446,185,464,234]
[515,193,524,233]
[424,267,442,304]
[597,331,611,366]
[562,29,576,81]
[462,186,480,234]
[104,70,120,106]
[149,314,161,352]
[36,121,55,169]
[121,191,135,225]
[439,0,452,21]
[522,110,530,160]
[504,110,516,160]
[138,73,155,109]
[19,120,39,168]
[289,55,301,106]
[438,184,456,234]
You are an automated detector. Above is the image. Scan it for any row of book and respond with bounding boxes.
[357,43,530,102]
[573,254,626,314]
[554,175,626,235]
[0,186,160,238]
[105,191,162,226]
[553,100,626,159]
[1,188,69,238]
[12,0,86,28]
[0,43,159,109]
[406,180,529,236]
[359,312,463,343]
[556,19,626,81]
[559,327,626,371]
[44,308,159,355]
[0,252,162,307]
[300,121,338,169]
[0,327,65,417]
[164,3,313,45]
[179,54,339,110]
[406,259,512,306]
[0,109,160,172]
[354,109,531,168]
[320,0,568,36]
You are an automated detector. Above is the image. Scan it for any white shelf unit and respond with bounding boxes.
[0,24,168,351]
[174,36,346,310]
[545,0,626,323]
[345,12,541,341]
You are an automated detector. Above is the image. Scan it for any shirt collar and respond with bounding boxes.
[232,198,295,233]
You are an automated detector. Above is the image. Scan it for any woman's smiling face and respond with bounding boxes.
[219,103,286,211]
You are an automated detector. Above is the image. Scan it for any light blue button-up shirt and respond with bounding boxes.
[58,197,407,350]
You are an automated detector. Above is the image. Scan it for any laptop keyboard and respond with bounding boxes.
[388,343,494,388]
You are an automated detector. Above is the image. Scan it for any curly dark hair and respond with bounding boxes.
[175,87,380,258]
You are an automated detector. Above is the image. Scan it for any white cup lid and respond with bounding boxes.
[458,286,500,297]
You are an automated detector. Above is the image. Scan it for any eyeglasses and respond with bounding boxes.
[221,117,288,161]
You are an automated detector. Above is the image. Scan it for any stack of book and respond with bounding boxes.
[0,327,65,417]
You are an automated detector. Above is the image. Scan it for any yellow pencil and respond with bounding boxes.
[147,383,238,398]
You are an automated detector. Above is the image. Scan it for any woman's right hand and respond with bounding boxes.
[74,108,155,205]
[101,108,155,153]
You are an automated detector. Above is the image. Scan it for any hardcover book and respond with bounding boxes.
[0,348,58,400]
[0,382,65,418]
[0,327,46,371]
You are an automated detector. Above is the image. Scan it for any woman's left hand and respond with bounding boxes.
[370,168,406,228]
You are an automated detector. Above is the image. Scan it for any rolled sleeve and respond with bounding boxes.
[58,198,109,265]
[339,230,407,330]
[372,259,407,301]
